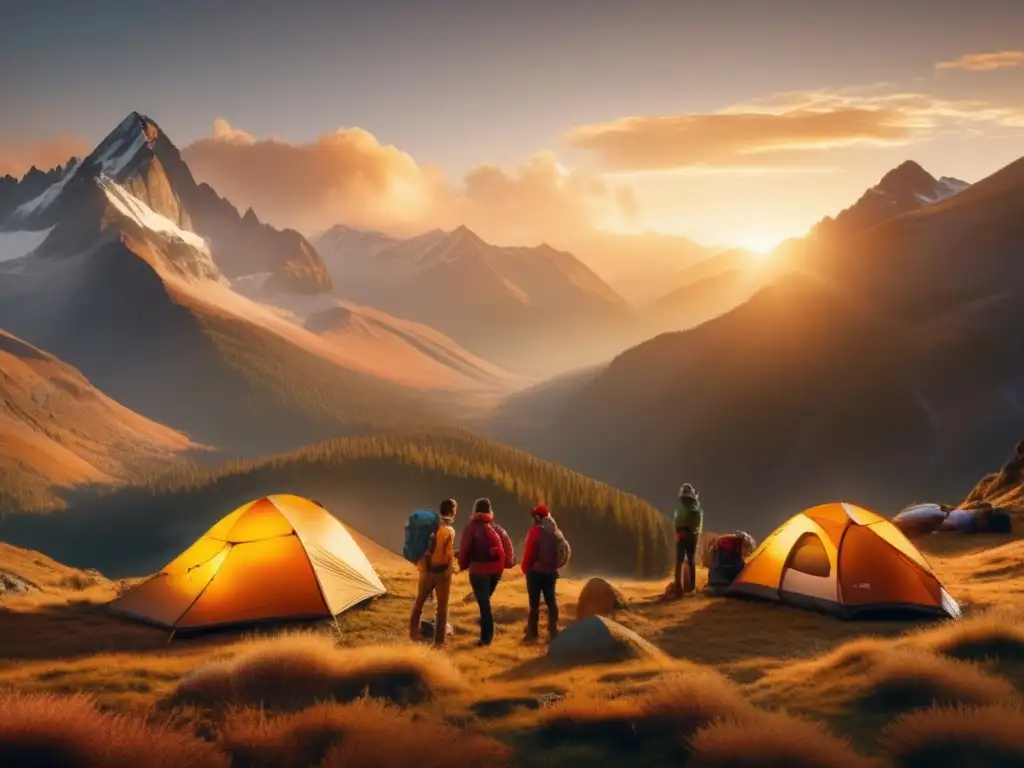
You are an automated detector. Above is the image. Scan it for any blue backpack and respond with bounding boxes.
[403,509,440,564]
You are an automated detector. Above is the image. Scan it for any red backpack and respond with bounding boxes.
[470,520,503,563]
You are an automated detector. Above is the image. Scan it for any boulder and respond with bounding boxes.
[0,570,35,596]
[575,577,627,620]
[547,615,666,668]
[419,619,455,640]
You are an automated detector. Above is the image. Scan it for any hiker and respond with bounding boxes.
[408,499,457,646]
[673,483,704,595]
[520,504,571,644]
[458,498,515,646]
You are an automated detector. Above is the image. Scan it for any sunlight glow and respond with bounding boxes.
[735,234,783,256]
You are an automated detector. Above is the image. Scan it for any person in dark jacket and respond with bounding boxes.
[458,498,515,646]
[520,504,563,644]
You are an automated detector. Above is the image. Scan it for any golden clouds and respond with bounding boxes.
[567,87,1024,173]
[565,108,911,172]
[182,121,636,246]
[182,120,448,235]
[937,50,1024,72]
[0,135,90,178]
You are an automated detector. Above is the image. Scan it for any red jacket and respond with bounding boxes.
[521,519,559,574]
[458,513,515,575]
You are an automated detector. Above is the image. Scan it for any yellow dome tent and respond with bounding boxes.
[109,494,386,632]
[727,502,960,619]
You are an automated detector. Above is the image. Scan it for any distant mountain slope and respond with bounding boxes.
[0,430,672,580]
[0,113,331,294]
[540,154,1024,536]
[303,301,524,392]
[567,231,719,304]
[0,114,447,456]
[0,329,192,513]
[316,224,642,376]
[228,277,523,393]
[814,160,969,239]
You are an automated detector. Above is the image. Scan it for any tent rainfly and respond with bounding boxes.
[109,494,386,632]
[727,502,960,619]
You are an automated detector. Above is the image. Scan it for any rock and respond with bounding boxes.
[419,619,455,640]
[547,615,666,668]
[0,570,35,596]
[471,697,542,719]
[576,577,627,620]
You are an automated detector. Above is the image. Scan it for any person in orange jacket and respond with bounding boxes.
[408,499,457,646]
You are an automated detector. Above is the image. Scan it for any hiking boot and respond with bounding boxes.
[523,614,540,645]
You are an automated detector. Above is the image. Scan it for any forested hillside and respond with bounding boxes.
[0,429,671,580]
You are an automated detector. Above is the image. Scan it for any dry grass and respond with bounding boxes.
[533,669,756,759]
[911,610,1024,663]
[221,700,512,768]
[167,632,467,713]
[882,704,1024,768]
[859,647,1019,711]
[688,711,875,768]
[0,691,226,767]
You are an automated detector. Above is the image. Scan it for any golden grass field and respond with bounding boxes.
[2,521,1024,767]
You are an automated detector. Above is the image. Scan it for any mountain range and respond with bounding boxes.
[491,158,1024,535]
[313,224,648,376]
[2,110,1016,549]
[0,113,453,456]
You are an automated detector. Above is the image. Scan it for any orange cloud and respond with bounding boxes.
[0,135,90,178]
[936,50,1024,72]
[565,108,913,173]
[568,87,1024,173]
[183,120,636,246]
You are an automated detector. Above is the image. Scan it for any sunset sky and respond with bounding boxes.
[2,0,1024,252]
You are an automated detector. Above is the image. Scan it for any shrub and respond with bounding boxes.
[859,648,1019,712]
[883,704,1024,768]
[689,711,874,768]
[221,700,511,768]
[167,633,466,713]
[0,691,226,767]
[537,670,756,755]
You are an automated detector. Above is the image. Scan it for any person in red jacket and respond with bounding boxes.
[521,504,562,644]
[458,498,515,646]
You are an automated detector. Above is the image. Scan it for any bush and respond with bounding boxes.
[859,648,1019,712]
[883,704,1024,768]
[221,700,512,768]
[0,692,226,768]
[537,670,756,756]
[167,633,466,713]
[912,613,1024,663]
[689,711,873,768]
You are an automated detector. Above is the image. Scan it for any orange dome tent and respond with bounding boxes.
[109,494,386,633]
[727,502,960,619]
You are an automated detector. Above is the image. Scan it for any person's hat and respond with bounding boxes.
[531,504,550,517]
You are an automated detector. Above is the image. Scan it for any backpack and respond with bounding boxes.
[539,518,571,570]
[470,520,503,563]
[403,509,440,565]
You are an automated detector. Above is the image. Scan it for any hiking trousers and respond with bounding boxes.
[410,569,452,645]
[526,571,558,639]
[675,531,698,593]
[469,573,501,645]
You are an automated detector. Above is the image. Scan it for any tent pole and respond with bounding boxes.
[166,629,176,645]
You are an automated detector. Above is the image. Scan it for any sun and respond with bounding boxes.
[736,233,782,257]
